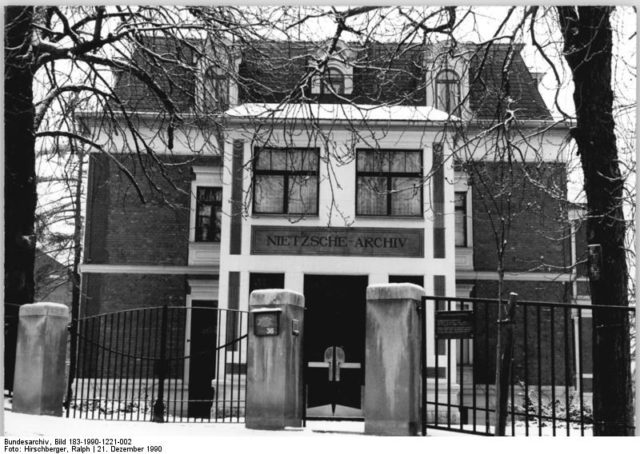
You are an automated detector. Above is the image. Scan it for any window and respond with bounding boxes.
[356,150,423,216]
[203,67,228,111]
[253,147,319,215]
[323,68,345,95]
[455,191,467,247]
[435,69,461,115]
[195,187,222,242]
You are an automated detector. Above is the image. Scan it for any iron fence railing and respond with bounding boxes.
[422,296,636,436]
[65,306,248,423]
[59,295,635,434]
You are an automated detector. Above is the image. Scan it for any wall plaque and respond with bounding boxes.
[250,226,424,257]
[435,310,474,339]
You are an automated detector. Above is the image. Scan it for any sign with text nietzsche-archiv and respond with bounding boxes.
[250,226,424,257]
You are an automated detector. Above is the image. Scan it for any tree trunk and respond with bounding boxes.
[557,6,633,435]
[4,6,36,392]
[65,147,85,411]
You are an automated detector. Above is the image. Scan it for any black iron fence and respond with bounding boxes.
[421,295,636,436]
[65,306,248,423]
[60,296,635,434]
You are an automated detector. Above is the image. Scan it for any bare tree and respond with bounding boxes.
[273,6,635,434]
[5,5,634,433]
[555,6,633,435]
[4,4,264,390]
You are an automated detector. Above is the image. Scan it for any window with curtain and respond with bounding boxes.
[253,147,319,215]
[455,191,467,247]
[435,69,461,115]
[195,187,222,242]
[356,150,422,216]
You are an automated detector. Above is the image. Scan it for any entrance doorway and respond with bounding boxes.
[187,299,218,418]
[304,275,368,419]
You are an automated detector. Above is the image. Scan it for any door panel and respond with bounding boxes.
[304,275,367,418]
[188,300,217,418]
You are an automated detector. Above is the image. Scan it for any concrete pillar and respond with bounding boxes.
[246,289,304,430]
[364,283,424,436]
[13,303,70,416]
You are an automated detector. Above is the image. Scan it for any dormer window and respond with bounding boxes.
[435,69,460,115]
[323,68,345,95]
[203,66,228,112]
[310,40,355,96]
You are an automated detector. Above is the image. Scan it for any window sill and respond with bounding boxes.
[356,215,424,220]
[188,242,220,266]
[251,213,320,219]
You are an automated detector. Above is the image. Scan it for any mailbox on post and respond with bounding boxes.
[253,308,281,336]
[246,289,305,430]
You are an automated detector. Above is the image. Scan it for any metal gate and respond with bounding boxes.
[421,295,636,436]
[65,305,248,423]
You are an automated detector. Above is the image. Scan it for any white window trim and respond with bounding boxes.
[311,61,353,95]
[454,171,473,248]
[196,57,240,113]
[190,166,223,243]
[434,69,461,114]
[425,53,470,119]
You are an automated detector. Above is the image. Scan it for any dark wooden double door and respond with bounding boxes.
[304,275,367,419]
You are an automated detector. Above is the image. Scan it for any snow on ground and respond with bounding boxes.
[1,395,456,438]
[3,408,472,454]
[4,408,636,454]
[3,409,463,438]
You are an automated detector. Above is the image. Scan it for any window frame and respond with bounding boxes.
[322,67,345,95]
[252,147,320,216]
[454,191,468,247]
[203,66,229,111]
[355,149,424,217]
[195,186,223,243]
[435,69,461,115]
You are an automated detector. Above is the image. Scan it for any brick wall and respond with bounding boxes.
[79,273,188,378]
[462,279,574,386]
[469,161,571,274]
[84,153,221,266]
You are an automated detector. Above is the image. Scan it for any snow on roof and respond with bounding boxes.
[225,103,456,124]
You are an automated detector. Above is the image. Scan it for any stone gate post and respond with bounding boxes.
[245,289,305,430]
[13,303,70,416]
[364,283,424,435]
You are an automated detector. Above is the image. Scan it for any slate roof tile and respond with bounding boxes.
[112,38,551,120]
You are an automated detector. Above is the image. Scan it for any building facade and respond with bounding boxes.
[79,39,586,418]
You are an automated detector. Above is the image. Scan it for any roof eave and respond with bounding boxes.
[224,116,460,129]
[467,118,573,130]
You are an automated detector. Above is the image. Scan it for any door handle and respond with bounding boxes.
[319,346,353,382]
[324,347,334,381]
[334,346,345,382]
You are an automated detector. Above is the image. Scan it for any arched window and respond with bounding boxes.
[435,69,461,114]
[203,66,228,111]
[323,67,345,95]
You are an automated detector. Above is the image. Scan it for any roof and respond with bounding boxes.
[468,45,551,119]
[112,38,551,121]
[225,103,453,124]
[112,36,196,113]
[35,248,67,275]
